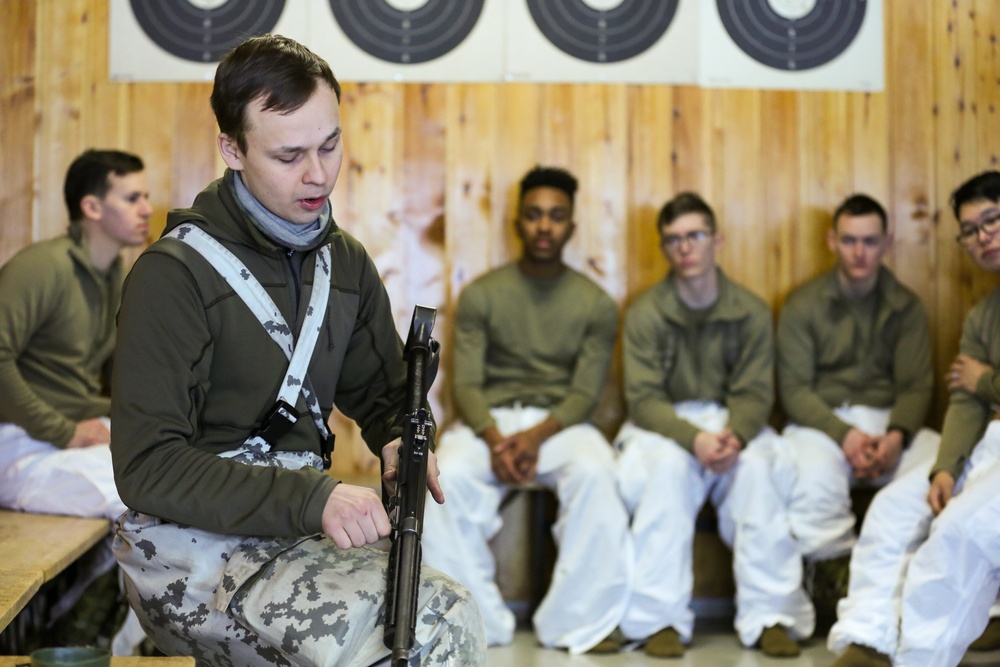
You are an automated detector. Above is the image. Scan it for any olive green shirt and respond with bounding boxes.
[777,267,933,445]
[933,287,1000,479]
[624,269,774,451]
[0,230,120,446]
[452,262,618,435]
[113,174,406,538]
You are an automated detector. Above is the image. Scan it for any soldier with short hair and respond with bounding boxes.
[828,172,1000,667]
[616,192,811,658]
[111,34,484,666]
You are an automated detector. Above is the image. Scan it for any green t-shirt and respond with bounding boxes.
[623,269,774,450]
[451,262,618,434]
[777,267,933,445]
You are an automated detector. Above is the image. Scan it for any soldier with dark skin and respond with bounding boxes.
[422,167,632,655]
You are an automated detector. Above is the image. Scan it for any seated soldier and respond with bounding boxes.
[616,192,811,658]
[829,171,1000,667]
[777,194,940,596]
[0,148,151,654]
[111,35,484,666]
[421,166,632,654]
[0,149,150,519]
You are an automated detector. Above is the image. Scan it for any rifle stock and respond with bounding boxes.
[384,305,438,666]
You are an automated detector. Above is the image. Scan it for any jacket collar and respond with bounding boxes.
[819,265,910,313]
[660,267,750,325]
[162,170,341,256]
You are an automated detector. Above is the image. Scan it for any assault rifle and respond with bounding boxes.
[384,304,439,666]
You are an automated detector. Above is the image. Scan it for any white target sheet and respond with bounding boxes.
[110,0,884,90]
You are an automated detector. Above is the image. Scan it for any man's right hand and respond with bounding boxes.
[66,418,111,449]
[842,428,878,478]
[322,483,391,549]
[693,431,740,474]
[927,470,956,516]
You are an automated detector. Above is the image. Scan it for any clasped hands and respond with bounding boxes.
[841,428,903,480]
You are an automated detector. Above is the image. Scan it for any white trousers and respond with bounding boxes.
[782,405,939,561]
[616,402,814,647]
[893,422,1000,667]
[421,406,632,654]
[0,421,143,655]
[0,421,125,520]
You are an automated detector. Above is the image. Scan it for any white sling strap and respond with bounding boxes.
[165,224,333,464]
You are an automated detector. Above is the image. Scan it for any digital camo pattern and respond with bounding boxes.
[113,447,485,666]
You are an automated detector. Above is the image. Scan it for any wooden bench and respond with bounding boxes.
[0,572,41,634]
[0,510,110,633]
[0,658,194,666]
[0,511,109,582]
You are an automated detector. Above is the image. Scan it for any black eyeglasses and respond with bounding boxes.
[662,230,711,250]
[956,211,1000,245]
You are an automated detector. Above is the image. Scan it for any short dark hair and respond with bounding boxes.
[950,171,1000,220]
[658,192,716,234]
[210,34,342,155]
[832,194,887,232]
[63,149,144,223]
[519,166,578,207]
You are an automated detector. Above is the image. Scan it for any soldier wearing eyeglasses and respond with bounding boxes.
[822,171,1000,667]
[774,195,944,665]
[614,192,811,658]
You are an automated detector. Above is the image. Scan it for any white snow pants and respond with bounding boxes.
[615,401,814,647]
[0,421,144,655]
[893,422,1000,667]
[0,421,125,520]
[421,406,632,654]
[782,405,939,561]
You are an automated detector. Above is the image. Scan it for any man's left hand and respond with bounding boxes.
[382,439,445,505]
[869,430,904,478]
[949,354,993,394]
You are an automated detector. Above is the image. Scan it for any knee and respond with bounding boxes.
[425,571,488,655]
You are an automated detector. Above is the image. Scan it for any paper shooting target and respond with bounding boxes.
[715,0,867,71]
[127,0,286,63]
[524,0,679,64]
[327,0,485,64]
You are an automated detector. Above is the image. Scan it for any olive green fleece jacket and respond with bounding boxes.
[777,267,933,445]
[624,269,774,451]
[451,262,618,435]
[0,229,120,446]
[112,172,407,538]
[933,287,1000,479]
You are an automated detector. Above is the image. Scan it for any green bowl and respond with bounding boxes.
[30,647,111,667]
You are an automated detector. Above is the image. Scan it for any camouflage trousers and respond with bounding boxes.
[113,512,485,666]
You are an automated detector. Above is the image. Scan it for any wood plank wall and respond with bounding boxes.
[2,0,999,479]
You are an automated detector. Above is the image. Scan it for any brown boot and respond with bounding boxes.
[830,643,892,667]
[588,627,624,654]
[759,624,800,657]
[645,626,685,658]
[969,617,1000,651]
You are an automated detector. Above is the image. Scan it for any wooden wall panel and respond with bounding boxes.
[762,90,801,311]
[625,85,674,300]
[0,0,36,266]
[3,0,1000,475]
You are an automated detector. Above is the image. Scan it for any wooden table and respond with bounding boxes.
[0,511,109,582]
[0,571,42,632]
[0,658,195,666]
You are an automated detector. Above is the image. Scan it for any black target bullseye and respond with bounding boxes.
[328,0,484,64]
[128,0,285,63]
[716,0,867,71]
[525,0,678,64]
